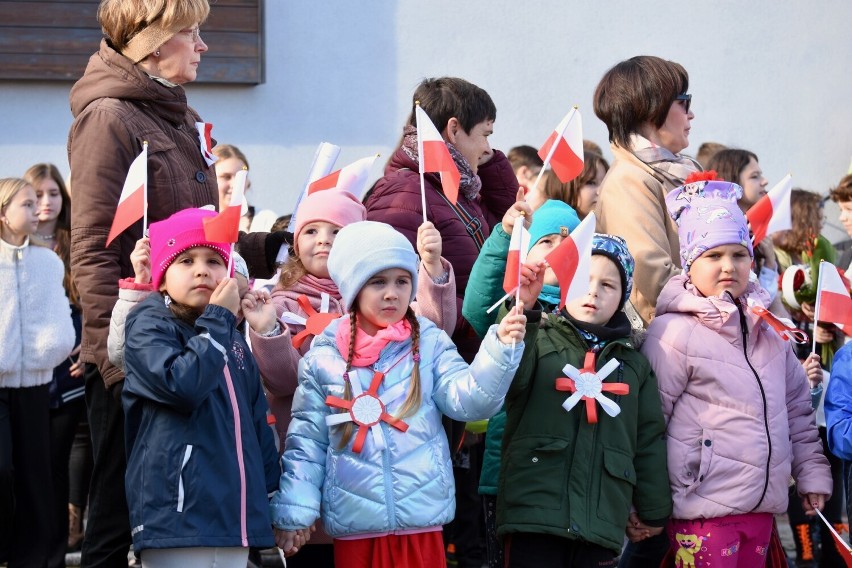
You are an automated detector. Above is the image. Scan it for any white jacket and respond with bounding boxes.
[0,238,75,388]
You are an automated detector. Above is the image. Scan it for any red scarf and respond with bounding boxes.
[335,315,412,367]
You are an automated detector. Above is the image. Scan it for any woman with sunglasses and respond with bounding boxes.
[593,55,700,331]
[68,1,289,565]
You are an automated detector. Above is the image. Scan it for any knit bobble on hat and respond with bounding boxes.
[327,221,419,311]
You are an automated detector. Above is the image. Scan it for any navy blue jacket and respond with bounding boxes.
[123,294,278,551]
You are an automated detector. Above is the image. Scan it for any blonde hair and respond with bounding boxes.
[0,178,34,241]
[23,164,79,306]
[212,144,250,169]
[98,0,210,53]
[336,307,422,449]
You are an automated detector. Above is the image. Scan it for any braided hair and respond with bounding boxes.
[335,307,422,449]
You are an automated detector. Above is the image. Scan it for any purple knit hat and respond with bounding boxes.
[150,208,232,290]
[665,178,753,271]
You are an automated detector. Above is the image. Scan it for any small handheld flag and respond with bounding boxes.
[745,174,792,246]
[537,106,584,184]
[308,154,379,199]
[203,168,247,245]
[106,142,148,247]
[415,103,460,219]
[544,212,596,309]
[813,261,852,346]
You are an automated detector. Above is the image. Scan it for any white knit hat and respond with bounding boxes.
[327,221,419,311]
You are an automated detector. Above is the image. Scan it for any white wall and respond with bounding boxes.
[1,1,850,238]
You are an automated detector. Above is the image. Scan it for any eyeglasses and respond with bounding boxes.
[675,93,692,113]
[181,26,201,42]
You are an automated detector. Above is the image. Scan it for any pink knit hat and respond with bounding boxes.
[293,191,366,254]
[150,208,232,290]
[665,175,753,271]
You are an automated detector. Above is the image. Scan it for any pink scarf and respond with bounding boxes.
[335,315,412,367]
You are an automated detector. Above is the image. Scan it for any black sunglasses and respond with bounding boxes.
[675,93,692,113]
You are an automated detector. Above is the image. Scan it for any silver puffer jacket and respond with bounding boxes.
[270,316,521,537]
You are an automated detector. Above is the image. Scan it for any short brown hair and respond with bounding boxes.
[507,145,543,174]
[98,0,209,52]
[539,152,610,214]
[706,149,758,185]
[593,56,689,149]
[696,142,728,169]
[830,174,852,204]
[408,77,496,134]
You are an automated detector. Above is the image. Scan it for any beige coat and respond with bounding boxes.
[595,144,686,327]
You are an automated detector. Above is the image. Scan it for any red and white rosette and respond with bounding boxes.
[325,369,409,453]
[555,351,629,424]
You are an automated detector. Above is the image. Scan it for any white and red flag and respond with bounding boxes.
[814,260,852,337]
[308,154,379,199]
[745,174,792,246]
[203,168,247,244]
[195,122,218,167]
[415,104,460,205]
[538,107,584,184]
[106,142,147,247]
[815,509,852,567]
[545,212,596,310]
[503,215,531,295]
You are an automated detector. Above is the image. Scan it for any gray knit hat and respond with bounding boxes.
[327,221,419,311]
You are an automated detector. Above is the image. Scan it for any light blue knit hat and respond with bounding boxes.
[528,200,581,251]
[327,221,419,311]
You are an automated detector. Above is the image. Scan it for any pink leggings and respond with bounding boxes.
[668,513,773,568]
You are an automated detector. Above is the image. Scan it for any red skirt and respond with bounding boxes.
[333,531,446,568]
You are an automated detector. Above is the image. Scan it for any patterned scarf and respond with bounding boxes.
[400,125,482,201]
[629,133,701,184]
[335,315,412,367]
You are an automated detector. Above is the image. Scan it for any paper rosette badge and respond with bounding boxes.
[555,351,629,424]
[325,370,410,453]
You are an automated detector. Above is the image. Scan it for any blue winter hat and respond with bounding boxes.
[592,233,634,309]
[528,200,581,251]
[327,221,419,311]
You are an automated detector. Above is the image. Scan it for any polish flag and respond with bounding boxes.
[195,122,218,167]
[538,107,584,183]
[545,212,596,309]
[815,509,852,567]
[503,215,531,295]
[203,168,247,244]
[106,143,147,247]
[416,105,460,204]
[815,261,852,336]
[745,174,792,246]
[308,154,379,199]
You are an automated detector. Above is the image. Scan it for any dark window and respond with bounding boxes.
[0,0,264,84]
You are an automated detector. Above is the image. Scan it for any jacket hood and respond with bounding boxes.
[70,39,188,123]
[655,273,769,334]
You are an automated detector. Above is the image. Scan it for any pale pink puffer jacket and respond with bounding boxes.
[642,275,831,520]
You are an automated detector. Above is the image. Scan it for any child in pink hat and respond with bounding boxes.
[118,207,281,563]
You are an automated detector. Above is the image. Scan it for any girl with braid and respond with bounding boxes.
[270,221,527,568]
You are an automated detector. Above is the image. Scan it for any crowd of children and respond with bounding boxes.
[4,53,852,568]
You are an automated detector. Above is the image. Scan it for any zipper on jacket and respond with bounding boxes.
[735,298,771,512]
[222,363,249,546]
